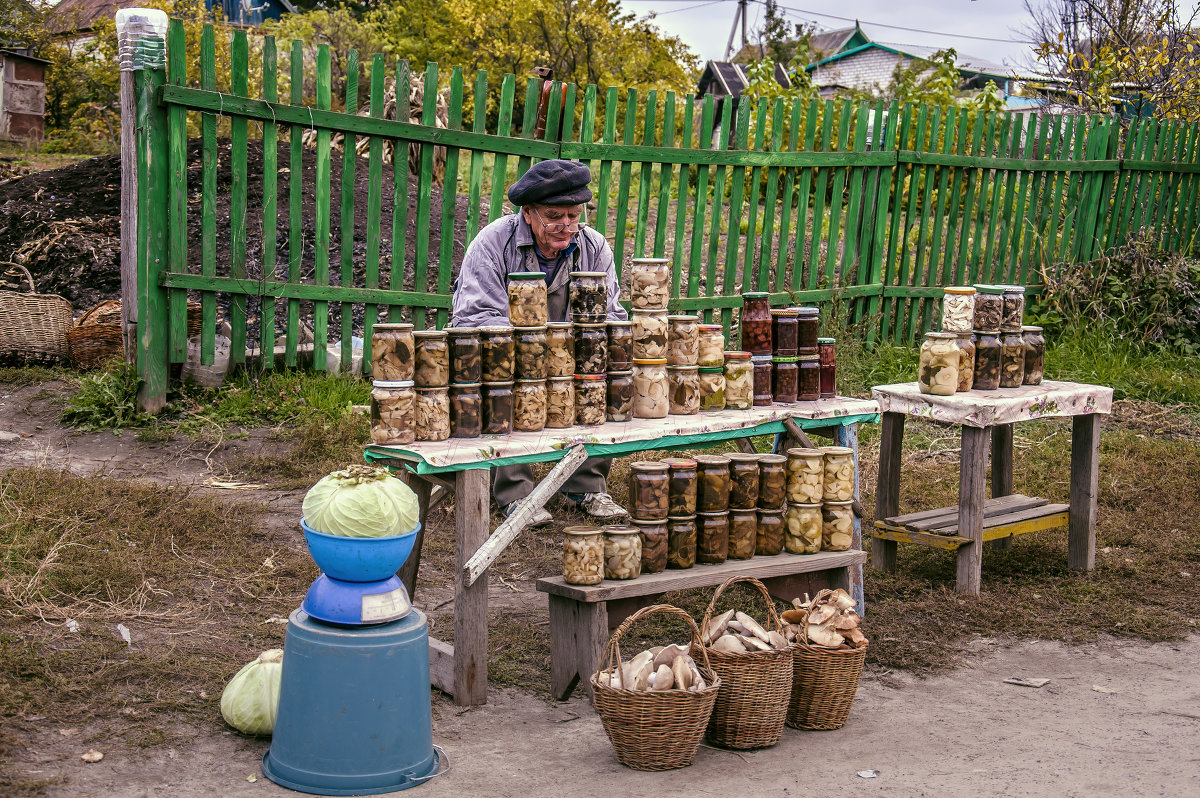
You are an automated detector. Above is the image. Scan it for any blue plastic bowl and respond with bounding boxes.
[301,517,420,583]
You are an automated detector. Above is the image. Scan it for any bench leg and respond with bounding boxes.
[453,468,490,706]
[399,475,432,600]
[956,425,990,596]
[988,423,1015,551]
[873,412,904,574]
[548,595,608,701]
[835,422,865,614]
[1069,414,1100,572]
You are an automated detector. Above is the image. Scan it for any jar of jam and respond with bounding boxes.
[1000,331,1025,388]
[740,292,772,355]
[724,351,753,409]
[632,357,669,419]
[821,446,855,502]
[667,365,700,415]
[756,509,784,556]
[1022,325,1045,385]
[513,379,547,431]
[695,454,731,513]
[574,374,607,425]
[973,331,1001,390]
[798,354,820,401]
[822,501,854,551]
[481,381,514,435]
[413,330,450,388]
[954,332,975,392]
[514,325,549,380]
[545,322,575,378]
[818,337,836,398]
[727,453,760,510]
[772,356,798,403]
[697,324,725,367]
[698,367,726,412]
[449,382,482,438]
[569,271,607,324]
[796,306,820,354]
[972,284,1004,333]
[603,525,642,580]
[545,376,575,428]
[631,309,668,359]
[696,511,729,564]
[1001,285,1026,333]
[634,519,668,574]
[786,447,824,504]
[575,323,608,375]
[667,315,700,366]
[666,515,697,569]
[629,461,669,520]
[606,370,633,421]
[663,457,698,516]
[480,325,515,382]
[771,308,799,356]
[371,323,415,381]
[370,380,415,445]
[757,453,787,510]
[629,257,670,310]
[752,355,773,406]
[414,386,450,441]
[941,286,976,333]
[446,327,483,384]
[507,272,548,327]
[562,526,604,585]
[728,509,757,560]
[784,503,822,554]
[918,331,959,396]
[607,321,633,372]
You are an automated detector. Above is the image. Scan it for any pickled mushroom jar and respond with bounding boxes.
[667,365,700,415]
[629,461,670,521]
[569,271,607,324]
[727,453,760,510]
[972,284,1004,333]
[370,380,415,445]
[446,327,483,385]
[632,358,669,419]
[607,321,633,372]
[634,519,668,574]
[574,323,608,375]
[752,355,773,406]
[740,292,772,355]
[821,446,855,502]
[449,382,482,439]
[663,457,698,516]
[697,324,725,367]
[770,308,799,356]
[414,386,450,441]
[699,367,726,412]
[666,515,698,569]
[1000,331,1025,388]
[480,325,515,382]
[667,315,700,366]
[973,331,1001,390]
[628,257,670,310]
[514,325,549,380]
[481,381,514,435]
[603,525,642,580]
[696,511,729,565]
[918,331,959,396]
[574,374,607,426]
[545,376,575,429]
[798,354,820,401]
[371,323,415,381]
[954,332,976,392]
[513,379,547,431]
[562,526,604,586]
[941,286,977,334]
[545,322,575,378]
[606,370,633,421]
[785,447,824,504]
[1001,285,1026,333]
[772,356,799,403]
[757,453,787,510]
[796,306,820,354]
[728,509,757,560]
[818,338,836,398]
[695,454,732,513]
[507,272,548,327]
[631,309,669,359]
[822,501,854,551]
[724,351,754,409]
[413,330,450,388]
[784,503,822,554]
[1022,325,1045,386]
[756,509,784,556]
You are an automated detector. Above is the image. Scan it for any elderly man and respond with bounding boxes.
[451,159,628,525]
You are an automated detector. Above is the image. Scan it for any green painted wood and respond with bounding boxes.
[990,113,1023,283]
[897,149,1118,172]
[924,108,957,334]
[976,112,1007,284]
[790,98,818,295]
[1143,120,1175,244]
[515,77,540,181]
[200,25,218,365]
[774,98,803,294]
[560,83,577,146]
[951,109,985,285]
[722,99,751,321]
[594,87,618,239]
[689,96,715,320]
[1057,116,1089,267]
[166,19,188,364]
[229,30,249,368]
[435,67,463,329]
[412,63,438,329]
[1115,118,1150,245]
[865,99,898,343]
[1029,115,1063,283]
[1132,119,1162,238]
[259,35,278,369]
[338,49,359,372]
[612,88,638,280]
[1091,118,1122,259]
[633,90,657,258]
[807,101,834,293]
[844,100,876,321]
[1017,114,1052,287]
[134,61,169,410]
[709,98,734,334]
[1074,118,1110,263]
[559,141,894,167]
[487,73,517,223]
[1161,121,1190,251]
[543,79,563,148]
[882,102,915,344]
[674,94,695,304]
[163,273,451,307]
[389,60,412,322]
[285,38,302,365]
[901,104,935,345]
[755,98,785,293]
[1001,114,1037,283]
[1179,123,1200,254]
[362,53,385,372]
[653,92,676,259]
[464,70,489,246]
[822,100,853,297]
[312,45,332,371]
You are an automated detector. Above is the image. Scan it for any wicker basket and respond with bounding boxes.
[691,577,793,749]
[591,604,721,771]
[0,263,72,363]
[786,589,868,730]
[66,324,124,370]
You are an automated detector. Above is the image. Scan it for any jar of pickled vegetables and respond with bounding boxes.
[973,331,1001,390]
[772,356,799,403]
[414,386,450,441]
[562,526,604,585]
[918,331,959,396]
[569,271,607,324]
[667,315,699,366]
[752,355,773,406]
[698,367,726,412]
[545,322,575,378]
[634,519,668,574]
[514,325,549,380]
[481,381,514,435]
[413,330,450,388]
[954,332,975,392]
[606,370,633,422]
[972,284,1004,332]
[756,509,784,556]
[480,325,515,383]
[667,365,700,415]
[740,292,772,355]
[757,453,787,510]
[631,309,668,359]
[785,447,824,504]
[446,327,482,385]
[784,503,822,554]
[507,272,548,327]
[798,354,820,401]
[628,258,670,310]
[1001,285,1026,333]
[629,461,669,521]
[796,307,820,354]
[545,376,575,429]
[513,379,547,431]
[821,446,855,502]
[574,323,608,375]
[822,501,854,551]
[697,324,725,367]
[371,323,415,381]
[1022,325,1045,386]
[1000,331,1025,388]
[727,453,760,510]
[770,308,799,356]
[574,374,607,425]
[449,383,482,438]
[607,321,633,372]
[603,526,642,580]
[370,380,415,445]
[663,457,698,516]
[695,454,731,513]
[941,286,976,333]
[818,337,836,398]
[728,509,757,560]
[724,351,754,409]
[632,358,669,419]
[696,511,729,565]
[666,515,697,569]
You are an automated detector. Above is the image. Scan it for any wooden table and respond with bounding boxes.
[870,380,1113,596]
[365,397,879,706]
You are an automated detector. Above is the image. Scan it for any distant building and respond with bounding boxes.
[0,50,48,142]
[696,60,792,140]
[48,0,297,43]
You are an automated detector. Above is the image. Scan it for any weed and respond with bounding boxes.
[58,363,149,430]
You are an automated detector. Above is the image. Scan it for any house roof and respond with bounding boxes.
[809,24,869,60]
[1,49,51,65]
[697,60,792,99]
[805,41,1013,81]
[48,0,143,36]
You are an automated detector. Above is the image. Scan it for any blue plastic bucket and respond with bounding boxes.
[301,518,419,582]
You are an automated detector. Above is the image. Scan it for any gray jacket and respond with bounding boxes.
[450,213,628,327]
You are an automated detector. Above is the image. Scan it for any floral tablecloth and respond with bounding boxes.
[871,380,1113,428]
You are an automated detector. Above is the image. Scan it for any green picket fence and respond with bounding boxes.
[129,20,1200,409]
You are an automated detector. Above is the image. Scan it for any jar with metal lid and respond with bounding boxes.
[603,525,642,580]
[918,331,959,396]
[727,453,760,510]
[950,332,974,392]
[370,380,415,445]
[1022,325,1045,385]
[545,322,575,378]
[606,371,633,421]
[629,461,669,520]
[740,292,772,355]
[772,356,799,403]
[632,358,669,418]
[414,386,450,441]
[631,309,668,359]
[972,284,1004,332]
[481,381,514,435]
[513,379,547,431]
[569,271,607,323]
[607,321,633,371]
[667,365,700,415]
[771,308,799,356]
[634,519,668,574]
[449,383,482,438]
[446,327,483,384]
[480,326,515,382]
[545,376,575,428]
[973,331,1001,390]
[1000,331,1025,388]
[698,367,726,412]
[821,446,855,502]
[756,509,785,556]
[695,454,731,513]
[514,325,548,380]
[562,526,604,585]
[728,509,757,560]
[822,501,854,551]
[797,354,820,401]
[796,306,820,354]
[1001,285,1026,332]
[371,323,415,381]
[818,338,836,398]
[724,351,753,409]
[629,257,670,310]
[752,355,773,406]
[507,272,548,327]
[574,323,608,375]
[784,503,822,554]
[666,515,697,569]
[785,447,824,504]
[574,374,607,425]
[667,314,699,366]
[757,453,787,510]
[696,511,729,565]
[697,324,725,367]
[941,286,977,333]
[413,330,450,388]
[663,457,698,516]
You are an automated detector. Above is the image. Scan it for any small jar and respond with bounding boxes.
[507,272,548,327]
[973,331,1002,390]
[785,447,824,505]
[954,332,976,392]
[370,379,415,445]
[698,367,726,412]
[446,327,483,384]
[772,356,799,403]
[574,323,608,375]
[727,453,760,510]
[740,292,772,355]
[784,503,822,554]
[574,374,607,426]
[629,462,670,521]
[545,322,575,378]
[757,453,787,510]
[514,325,549,380]
[724,351,754,409]
[632,358,669,419]
[818,338,836,398]
[695,454,731,513]
[1022,325,1045,386]
[821,446,855,502]
[697,324,725,367]
[752,355,773,406]
[696,511,729,565]
[480,325,515,383]
[606,371,633,421]
[822,501,854,551]
[628,257,670,310]
[728,509,757,560]
[414,386,450,441]
[569,271,607,324]
[918,331,959,396]
[631,309,669,359]
[770,308,799,356]
[796,306,820,354]
[667,365,700,415]
[666,515,697,569]
[545,376,575,429]
[449,382,482,438]
[513,379,547,431]
[1001,285,1026,333]
[481,381,514,435]
[667,315,700,366]
[798,354,820,401]
[634,519,668,574]
[413,330,450,388]
[603,526,642,580]
[663,457,698,516]
[562,526,604,586]
[1000,331,1025,388]
[607,321,633,372]
[756,509,785,556]
[972,284,1004,332]
[371,323,415,381]
[941,286,977,333]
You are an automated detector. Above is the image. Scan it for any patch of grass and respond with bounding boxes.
[0,366,77,388]
[227,414,371,488]
[58,364,149,431]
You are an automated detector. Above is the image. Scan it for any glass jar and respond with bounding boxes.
[574,374,607,426]
[784,503,822,554]
[413,330,450,388]
[770,308,799,356]
[628,257,670,310]
[726,453,760,510]
[562,526,604,586]
[785,447,824,504]
[634,519,668,574]
[371,323,415,381]
[513,379,547,431]
[663,457,698,516]
[822,501,854,551]
[728,509,757,560]
[822,446,855,502]
[740,292,772,355]
[449,382,482,438]
[514,325,549,380]
[632,358,669,419]
[698,367,726,412]
[752,355,773,406]
[545,376,575,429]
[481,381,514,435]
[918,331,959,396]
[1001,285,1026,333]
[973,331,1001,390]
[607,321,633,372]
[756,509,784,556]
[507,272,548,327]
[695,454,731,513]
[545,322,575,378]
[796,306,820,354]
[1000,331,1025,388]
[667,315,700,367]
[606,371,633,422]
[629,462,669,521]
[941,286,977,333]
[414,386,450,441]
[954,332,975,392]
[631,309,668,359]
[370,380,415,445]
[666,515,697,569]
[798,354,820,401]
[569,271,607,324]
[772,356,799,403]
[972,284,1004,333]
[818,337,836,398]
[1022,325,1045,386]
[696,511,729,564]
[697,324,725,367]
[603,526,642,580]
[446,327,482,384]
[480,325,515,383]
[757,453,787,510]
[574,323,608,375]
[724,351,753,409]
[667,365,700,415]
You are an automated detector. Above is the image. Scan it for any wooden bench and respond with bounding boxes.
[874,494,1070,550]
[535,550,867,700]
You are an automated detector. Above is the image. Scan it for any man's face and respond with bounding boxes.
[522,203,584,257]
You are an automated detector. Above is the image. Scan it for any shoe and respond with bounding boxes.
[503,500,553,528]
[563,492,628,521]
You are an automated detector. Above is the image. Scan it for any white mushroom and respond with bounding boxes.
[648,664,674,691]
[829,589,857,611]
[671,655,691,691]
[652,643,689,670]
[704,609,735,644]
[735,611,772,643]
[712,634,746,653]
[806,624,844,648]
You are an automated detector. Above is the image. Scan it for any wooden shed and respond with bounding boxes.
[0,50,49,143]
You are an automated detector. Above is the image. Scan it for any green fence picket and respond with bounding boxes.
[229,30,249,368]
[285,39,302,364]
[435,67,464,328]
[338,49,359,372]
[465,70,489,246]
[312,44,332,370]
[259,36,278,370]
[741,101,769,294]
[774,98,803,294]
[166,19,188,363]
[487,73,517,223]
[633,90,657,258]
[756,98,786,294]
[653,92,676,259]
[362,54,385,370]
[412,63,438,329]
[388,60,411,323]
[612,89,638,277]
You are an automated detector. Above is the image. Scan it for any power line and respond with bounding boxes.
[651,0,726,16]
[771,3,1038,45]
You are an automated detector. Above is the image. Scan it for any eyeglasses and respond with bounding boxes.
[531,207,587,234]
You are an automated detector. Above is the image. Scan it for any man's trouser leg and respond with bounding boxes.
[492,457,612,508]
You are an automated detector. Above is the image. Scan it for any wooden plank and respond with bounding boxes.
[362,54,385,368]
[559,142,895,168]
[774,98,803,294]
[411,63,438,329]
[839,101,870,307]
[486,72,516,223]
[897,149,1119,172]
[790,98,818,294]
[756,98,785,293]
[593,87,618,240]
[611,88,637,275]
[1056,116,1088,266]
[463,70,488,245]
[453,468,490,705]
[632,89,656,258]
[228,30,249,368]
[690,96,715,320]
[312,45,332,370]
[1019,114,1055,287]
[924,108,957,335]
[886,493,1045,530]
[872,412,904,572]
[882,102,915,343]
[834,420,865,614]
[904,105,937,344]
[999,114,1037,283]
[1179,123,1200,254]
[675,95,696,303]
[922,503,1068,534]
[864,99,898,341]
[197,26,218,365]
[873,528,966,550]
[949,109,984,285]
[165,19,188,365]
[652,91,676,258]
[822,100,854,295]
[955,425,990,596]
[514,76,541,180]
[435,67,463,329]
[259,36,279,370]
[741,100,769,293]
[977,112,1009,284]
[163,273,451,307]
[806,101,834,292]
[285,38,302,364]
[119,66,137,362]
[1069,413,1100,572]
[989,422,1015,551]
[709,98,735,332]
[337,49,359,372]
[387,59,411,322]
[548,594,608,700]
[133,58,169,411]
[722,100,751,305]
[876,506,1069,541]
[428,637,454,695]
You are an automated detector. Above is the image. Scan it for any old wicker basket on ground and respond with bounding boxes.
[591,604,720,771]
[787,588,868,730]
[0,263,72,363]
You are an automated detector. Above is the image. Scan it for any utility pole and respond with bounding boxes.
[724,0,749,59]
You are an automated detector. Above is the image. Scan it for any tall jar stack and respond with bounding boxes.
[781,445,857,555]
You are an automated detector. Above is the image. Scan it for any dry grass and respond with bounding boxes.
[225,413,371,488]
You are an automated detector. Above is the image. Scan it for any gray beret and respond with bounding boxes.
[508,159,593,206]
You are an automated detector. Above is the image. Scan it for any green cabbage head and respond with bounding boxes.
[302,465,419,537]
[220,649,283,736]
